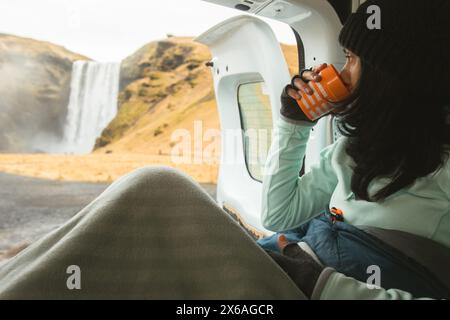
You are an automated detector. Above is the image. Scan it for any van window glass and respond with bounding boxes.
[237,82,273,182]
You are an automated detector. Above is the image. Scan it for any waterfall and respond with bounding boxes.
[61,61,121,154]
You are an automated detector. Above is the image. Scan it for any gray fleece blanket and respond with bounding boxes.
[0,166,305,300]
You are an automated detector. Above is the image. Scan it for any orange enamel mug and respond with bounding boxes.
[296,64,351,121]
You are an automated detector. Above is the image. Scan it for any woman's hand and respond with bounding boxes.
[286,63,328,100]
[265,234,324,298]
[280,63,328,124]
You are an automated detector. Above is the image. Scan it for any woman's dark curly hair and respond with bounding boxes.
[336,59,450,202]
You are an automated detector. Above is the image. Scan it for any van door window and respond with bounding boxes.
[237,82,273,182]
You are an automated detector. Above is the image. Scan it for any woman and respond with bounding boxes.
[0,0,449,300]
[258,0,450,299]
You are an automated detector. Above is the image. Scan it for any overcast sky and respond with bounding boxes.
[0,0,296,61]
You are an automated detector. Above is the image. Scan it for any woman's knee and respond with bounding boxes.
[108,165,211,204]
[131,166,184,182]
[119,166,195,190]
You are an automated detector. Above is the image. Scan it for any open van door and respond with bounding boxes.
[196,0,355,236]
[196,15,291,236]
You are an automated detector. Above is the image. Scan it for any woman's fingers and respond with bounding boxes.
[277,234,290,251]
[289,63,327,99]
[292,77,313,95]
[312,63,328,74]
[303,63,328,82]
[286,86,302,100]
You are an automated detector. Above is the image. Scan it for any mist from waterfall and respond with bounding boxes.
[60,61,121,154]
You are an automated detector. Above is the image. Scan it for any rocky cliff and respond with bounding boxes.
[94,37,298,157]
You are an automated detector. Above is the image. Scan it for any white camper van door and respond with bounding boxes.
[196,15,292,235]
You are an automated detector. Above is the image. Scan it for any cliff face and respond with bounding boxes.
[94,37,298,157]
[94,37,218,156]
[0,34,89,152]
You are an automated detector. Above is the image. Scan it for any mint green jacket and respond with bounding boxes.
[261,116,450,300]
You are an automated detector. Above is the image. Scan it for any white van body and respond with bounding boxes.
[196,0,366,236]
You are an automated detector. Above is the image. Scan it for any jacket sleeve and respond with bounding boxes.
[261,115,339,232]
[312,268,433,300]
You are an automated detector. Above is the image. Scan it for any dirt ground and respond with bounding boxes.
[0,153,219,184]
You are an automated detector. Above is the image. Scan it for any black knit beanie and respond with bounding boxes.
[339,0,450,103]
